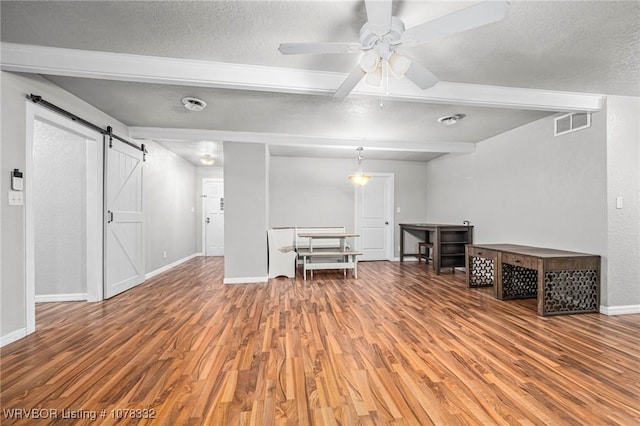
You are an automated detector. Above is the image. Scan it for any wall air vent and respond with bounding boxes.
[554,112,591,136]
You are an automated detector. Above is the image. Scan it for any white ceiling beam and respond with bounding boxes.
[1,42,604,112]
[129,127,476,154]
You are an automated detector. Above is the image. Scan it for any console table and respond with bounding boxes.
[399,224,473,274]
[465,244,600,316]
[297,232,360,280]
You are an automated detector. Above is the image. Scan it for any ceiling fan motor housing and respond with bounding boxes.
[359,16,405,56]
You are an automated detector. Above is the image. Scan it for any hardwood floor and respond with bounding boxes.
[1,257,639,425]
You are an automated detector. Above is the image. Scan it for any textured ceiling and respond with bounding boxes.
[2,1,638,165]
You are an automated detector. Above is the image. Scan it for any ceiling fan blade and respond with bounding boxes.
[364,0,393,36]
[333,67,367,98]
[404,61,439,90]
[401,0,510,46]
[278,42,361,55]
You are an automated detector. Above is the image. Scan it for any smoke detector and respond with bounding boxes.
[438,113,466,126]
[181,97,207,112]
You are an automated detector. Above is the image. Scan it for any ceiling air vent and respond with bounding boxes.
[555,112,591,136]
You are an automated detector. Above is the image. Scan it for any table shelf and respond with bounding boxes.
[399,224,473,274]
[296,233,361,281]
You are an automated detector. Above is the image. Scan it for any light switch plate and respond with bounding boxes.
[616,196,623,209]
[8,191,24,206]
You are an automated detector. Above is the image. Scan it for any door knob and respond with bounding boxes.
[385,221,389,225]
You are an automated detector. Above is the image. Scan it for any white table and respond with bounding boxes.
[296,232,361,280]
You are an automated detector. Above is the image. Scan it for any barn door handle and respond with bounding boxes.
[107,210,113,223]
[206,217,211,224]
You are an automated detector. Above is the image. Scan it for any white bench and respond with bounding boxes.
[297,249,362,280]
[268,226,360,280]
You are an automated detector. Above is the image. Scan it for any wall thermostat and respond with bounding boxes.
[11,169,23,191]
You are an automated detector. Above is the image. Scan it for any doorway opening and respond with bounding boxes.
[25,103,104,332]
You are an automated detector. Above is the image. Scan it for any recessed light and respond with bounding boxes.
[182,97,207,112]
[438,113,466,126]
[200,154,215,165]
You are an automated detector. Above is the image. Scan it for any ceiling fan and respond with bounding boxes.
[278,0,510,98]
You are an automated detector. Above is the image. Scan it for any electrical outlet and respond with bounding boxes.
[163,251,167,259]
[8,191,24,206]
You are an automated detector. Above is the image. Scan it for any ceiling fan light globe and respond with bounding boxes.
[388,53,412,77]
[364,67,383,87]
[359,50,380,73]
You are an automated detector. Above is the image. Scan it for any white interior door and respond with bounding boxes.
[355,173,394,261]
[204,179,224,256]
[104,136,145,299]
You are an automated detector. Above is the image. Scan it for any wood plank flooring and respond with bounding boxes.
[1,257,639,425]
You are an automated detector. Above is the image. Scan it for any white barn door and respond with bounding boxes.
[104,136,145,299]
[355,173,394,261]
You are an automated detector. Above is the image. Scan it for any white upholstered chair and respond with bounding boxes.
[267,228,297,278]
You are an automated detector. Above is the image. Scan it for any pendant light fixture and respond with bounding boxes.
[348,147,371,186]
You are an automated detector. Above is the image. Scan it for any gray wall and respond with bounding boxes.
[33,120,87,295]
[1,71,129,339]
[143,140,197,274]
[1,72,201,342]
[605,96,640,308]
[424,107,640,311]
[223,142,268,281]
[426,111,607,252]
[269,156,429,257]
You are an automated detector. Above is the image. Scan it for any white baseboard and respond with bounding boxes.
[146,253,199,280]
[35,293,87,303]
[1,328,28,348]
[600,304,640,315]
[223,276,268,284]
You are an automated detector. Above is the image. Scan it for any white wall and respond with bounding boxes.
[143,140,197,274]
[33,120,87,296]
[605,96,640,310]
[269,156,429,257]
